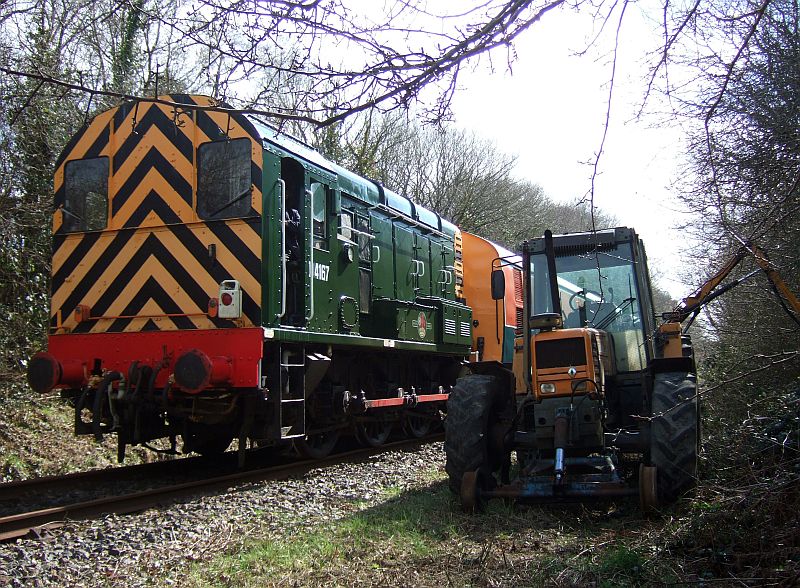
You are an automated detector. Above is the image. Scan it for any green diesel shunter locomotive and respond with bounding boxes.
[27,95,473,461]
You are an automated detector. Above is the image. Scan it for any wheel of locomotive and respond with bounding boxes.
[444,374,504,494]
[356,419,393,447]
[402,409,432,438]
[648,371,699,506]
[295,430,341,459]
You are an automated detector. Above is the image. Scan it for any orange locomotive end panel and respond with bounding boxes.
[50,95,263,336]
[460,232,521,365]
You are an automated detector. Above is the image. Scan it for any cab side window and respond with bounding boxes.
[310,182,327,249]
[197,138,252,220]
[63,157,109,232]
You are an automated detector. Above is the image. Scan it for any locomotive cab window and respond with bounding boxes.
[310,182,327,250]
[357,215,371,262]
[63,157,109,232]
[339,209,354,243]
[197,138,252,220]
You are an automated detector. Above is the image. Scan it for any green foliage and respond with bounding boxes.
[111,0,146,94]
[678,9,800,535]
[0,0,194,378]
[0,22,78,375]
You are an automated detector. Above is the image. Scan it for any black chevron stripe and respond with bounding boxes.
[72,321,95,334]
[114,101,135,128]
[113,105,194,172]
[206,219,261,277]
[85,126,110,159]
[112,147,193,216]
[251,159,263,194]
[169,94,195,105]
[51,231,103,292]
[54,229,138,319]
[105,276,196,331]
[195,107,262,145]
[141,319,160,331]
[54,183,65,209]
[123,190,183,228]
[195,108,227,142]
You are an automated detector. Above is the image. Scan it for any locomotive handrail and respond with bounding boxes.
[372,245,381,263]
[277,179,287,319]
[306,187,315,322]
[339,225,374,240]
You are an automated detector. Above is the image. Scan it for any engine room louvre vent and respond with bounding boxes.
[454,232,464,299]
[460,320,471,337]
[535,337,586,369]
[513,269,523,330]
[445,318,457,335]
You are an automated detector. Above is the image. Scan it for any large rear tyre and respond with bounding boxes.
[649,372,699,505]
[444,375,502,494]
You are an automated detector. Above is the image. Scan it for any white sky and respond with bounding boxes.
[449,4,695,299]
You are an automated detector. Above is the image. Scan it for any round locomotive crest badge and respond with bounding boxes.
[417,312,427,338]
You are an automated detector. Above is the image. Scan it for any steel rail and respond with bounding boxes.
[0,456,210,503]
[0,434,442,542]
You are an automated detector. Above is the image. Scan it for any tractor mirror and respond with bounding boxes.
[491,269,505,300]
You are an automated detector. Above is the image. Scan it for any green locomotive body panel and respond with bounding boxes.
[257,119,470,354]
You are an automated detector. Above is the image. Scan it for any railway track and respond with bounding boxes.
[0,454,220,503]
[0,434,442,542]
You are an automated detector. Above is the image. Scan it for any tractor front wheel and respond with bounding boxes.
[444,375,504,495]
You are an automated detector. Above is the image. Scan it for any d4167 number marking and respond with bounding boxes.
[314,262,330,282]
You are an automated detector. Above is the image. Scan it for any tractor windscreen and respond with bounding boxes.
[530,241,647,372]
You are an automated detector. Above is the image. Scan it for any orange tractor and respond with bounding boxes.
[446,227,799,510]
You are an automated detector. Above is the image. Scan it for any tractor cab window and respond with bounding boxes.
[63,157,109,232]
[197,138,252,220]
[530,242,647,372]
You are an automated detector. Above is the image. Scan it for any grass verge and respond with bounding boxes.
[187,468,679,588]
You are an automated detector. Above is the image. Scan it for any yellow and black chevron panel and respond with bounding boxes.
[51,95,263,334]
[454,229,465,300]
